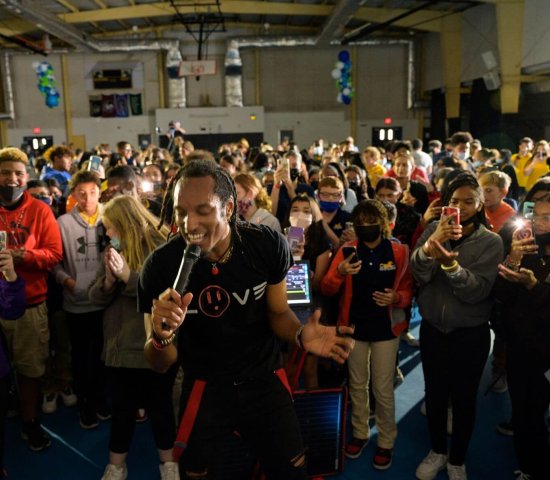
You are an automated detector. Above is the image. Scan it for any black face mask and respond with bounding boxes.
[460,215,478,228]
[0,185,25,204]
[535,231,550,247]
[355,225,381,244]
[290,168,300,181]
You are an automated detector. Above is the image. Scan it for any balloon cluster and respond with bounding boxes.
[32,61,60,108]
[331,50,353,105]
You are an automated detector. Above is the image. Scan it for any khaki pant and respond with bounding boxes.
[0,302,49,378]
[347,337,399,449]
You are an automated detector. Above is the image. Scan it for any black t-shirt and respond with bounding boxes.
[349,239,396,342]
[138,223,292,382]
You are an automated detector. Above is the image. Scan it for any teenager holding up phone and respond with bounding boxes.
[411,172,503,480]
[322,199,413,470]
[493,192,550,480]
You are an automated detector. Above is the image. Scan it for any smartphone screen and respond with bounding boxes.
[88,155,102,174]
[0,231,7,251]
[342,246,358,263]
[522,201,534,218]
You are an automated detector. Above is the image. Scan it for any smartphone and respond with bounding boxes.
[522,201,535,218]
[278,156,289,170]
[441,206,460,225]
[345,221,354,231]
[287,226,304,260]
[342,246,358,263]
[516,220,533,240]
[0,231,6,251]
[87,155,102,174]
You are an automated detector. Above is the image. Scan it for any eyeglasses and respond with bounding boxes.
[319,191,342,200]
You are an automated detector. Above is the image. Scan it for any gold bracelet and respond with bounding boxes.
[440,260,459,271]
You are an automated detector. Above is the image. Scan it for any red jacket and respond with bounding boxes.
[321,239,413,337]
[0,192,62,305]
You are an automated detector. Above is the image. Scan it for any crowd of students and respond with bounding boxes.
[0,129,549,480]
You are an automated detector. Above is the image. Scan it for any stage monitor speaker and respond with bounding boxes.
[294,387,347,477]
[202,387,347,479]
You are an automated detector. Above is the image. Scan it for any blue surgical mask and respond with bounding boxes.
[109,237,121,251]
[319,200,340,213]
[32,194,52,206]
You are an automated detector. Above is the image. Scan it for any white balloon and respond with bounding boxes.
[331,69,341,79]
[336,61,344,70]
[343,88,351,96]
[337,93,343,103]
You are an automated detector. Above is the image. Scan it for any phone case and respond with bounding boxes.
[441,207,460,225]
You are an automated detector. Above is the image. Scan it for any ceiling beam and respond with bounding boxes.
[56,1,448,33]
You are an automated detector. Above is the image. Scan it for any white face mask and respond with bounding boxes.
[456,149,469,161]
[289,212,313,230]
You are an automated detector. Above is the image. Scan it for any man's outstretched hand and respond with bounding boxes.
[301,310,355,364]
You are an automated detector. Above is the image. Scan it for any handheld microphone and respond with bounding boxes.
[162,243,201,331]
[173,243,201,295]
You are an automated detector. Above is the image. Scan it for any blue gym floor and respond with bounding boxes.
[5,319,517,479]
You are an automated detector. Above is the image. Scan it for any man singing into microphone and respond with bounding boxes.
[138,159,354,480]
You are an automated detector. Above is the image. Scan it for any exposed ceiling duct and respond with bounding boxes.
[0,52,15,120]
[0,0,179,52]
[342,0,440,44]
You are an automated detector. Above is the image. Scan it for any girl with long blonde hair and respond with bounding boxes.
[89,195,178,480]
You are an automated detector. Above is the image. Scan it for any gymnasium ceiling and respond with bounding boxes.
[0,0,490,54]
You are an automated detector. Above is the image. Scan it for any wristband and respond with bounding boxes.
[440,260,459,271]
[295,325,305,350]
[419,244,433,260]
[504,256,521,271]
[151,332,176,350]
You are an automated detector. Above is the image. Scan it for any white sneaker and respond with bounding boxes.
[60,386,78,407]
[101,463,127,480]
[416,450,448,480]
[42,393,58,414]
[514,470,532,480]
[447,463,467,480]
[159,461,179,480]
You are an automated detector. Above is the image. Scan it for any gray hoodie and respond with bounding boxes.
[410,222,503,333]
[52,207,106,313]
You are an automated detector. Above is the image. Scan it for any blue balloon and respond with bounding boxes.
[338,50,350,62]
[46,94,59,108]
[342,96,351,105]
